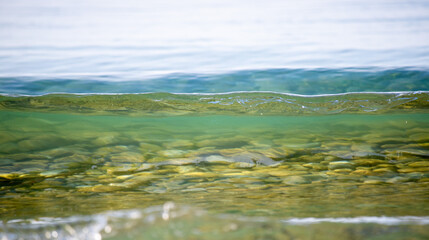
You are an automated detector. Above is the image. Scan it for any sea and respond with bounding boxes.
[0,0,429,239]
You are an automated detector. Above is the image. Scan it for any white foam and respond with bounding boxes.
[1,90,428,98]
[282,216,429,225]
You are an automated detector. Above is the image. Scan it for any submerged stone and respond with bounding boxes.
[231,152,281,166]
[386,176,410,183]
[92,134,118,146]
[40,169,67,177]
[283,176,310,185]
[363,179,384,184]
[204,154,233,164]
[110,152,144,163]
[140,142,162,152]
[17,135,67,152]
[328,161,354,170]
[196,137,249,149]
[159,149,188,158]
[408,161,429,168]
[0,142,20,154]
[352,159,385,167]
[232,162,255,168]
[409,133,429,143]
[398,168,429,173]
[163,140,194,149]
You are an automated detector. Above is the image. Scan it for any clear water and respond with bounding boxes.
[1,0,429,239]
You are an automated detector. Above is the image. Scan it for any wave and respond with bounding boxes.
[1,68,428,96]
[1,203,428,240]
[0,91,428,116]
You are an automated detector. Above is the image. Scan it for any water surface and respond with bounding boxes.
[1,0,429,239]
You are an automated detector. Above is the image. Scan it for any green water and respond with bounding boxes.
[1,92,428,116]
[1,106,429,239]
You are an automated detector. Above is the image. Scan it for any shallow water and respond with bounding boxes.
[1,106,428,239]
[1,0,429,239]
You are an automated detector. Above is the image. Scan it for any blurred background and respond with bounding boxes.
[1,0,429,80]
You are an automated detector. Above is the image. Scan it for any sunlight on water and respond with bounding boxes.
[1,0,429,239]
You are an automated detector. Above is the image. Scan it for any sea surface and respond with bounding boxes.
[1,0,429,239]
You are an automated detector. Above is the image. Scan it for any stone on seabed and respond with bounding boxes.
[408,161,429,168]
[283,176,310,185]
[328,161,353,170]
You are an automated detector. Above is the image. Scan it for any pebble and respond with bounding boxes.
[177,166,197,173]
[331,169,353,175]
[418,178,429,182]
[0,143,20,154]
[351,169,373,176]
[267,170,307,177]
[386,176,410,183]
[351,144,374,152]
[110,152,144,163]
[0,173,18,179]
[196,138,248,149]
[408,161,429,168]
[328,161,353,170]
[77,184,123,192]
[232,162,255,168]
[17,135,66,152]
[0,159,13,166]
[158,149,188,158]
[232,152,280,166]
[398,168,428,173]
[40,170,66,178]
[283,176,310,185]
[363,179,384,184]
[352,159,385,167]
[182,172,219,178]
[163,140,194,148]
[204,154,233,164]
[302,163,328,171]
[372,168,396,174]
[409,133,429,143]
[140,142,162,152]
[92,135,118,146]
